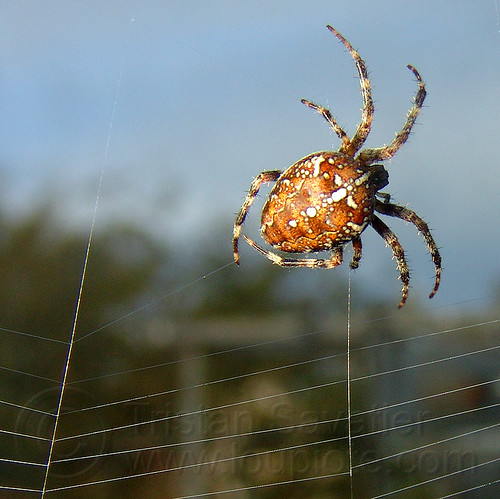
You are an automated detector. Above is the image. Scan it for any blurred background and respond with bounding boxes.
[0,1,499,497]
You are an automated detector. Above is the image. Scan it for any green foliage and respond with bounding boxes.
[1,207,498,497]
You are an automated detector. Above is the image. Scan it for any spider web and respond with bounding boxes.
[1,3,500,498]
[2,269,499,497]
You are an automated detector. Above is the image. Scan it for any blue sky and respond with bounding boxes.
[0,1,499,309]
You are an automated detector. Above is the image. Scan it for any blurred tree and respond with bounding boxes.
[0,206,169,343]
[2,204,495,498]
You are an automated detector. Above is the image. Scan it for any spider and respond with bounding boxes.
[232,25,441,308]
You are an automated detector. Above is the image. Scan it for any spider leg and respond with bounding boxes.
[243,235,343,269]
[375,200,441,299]
[301,98,351,150]
[371,215,410,308]
[233,170,282,265]
[358,65,426,165]
[350,236,362,269]
[326,26,374,155]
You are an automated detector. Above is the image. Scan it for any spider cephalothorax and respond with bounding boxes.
[233,25,441,307]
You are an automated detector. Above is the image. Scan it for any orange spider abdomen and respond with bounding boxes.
[261,152,374,253]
